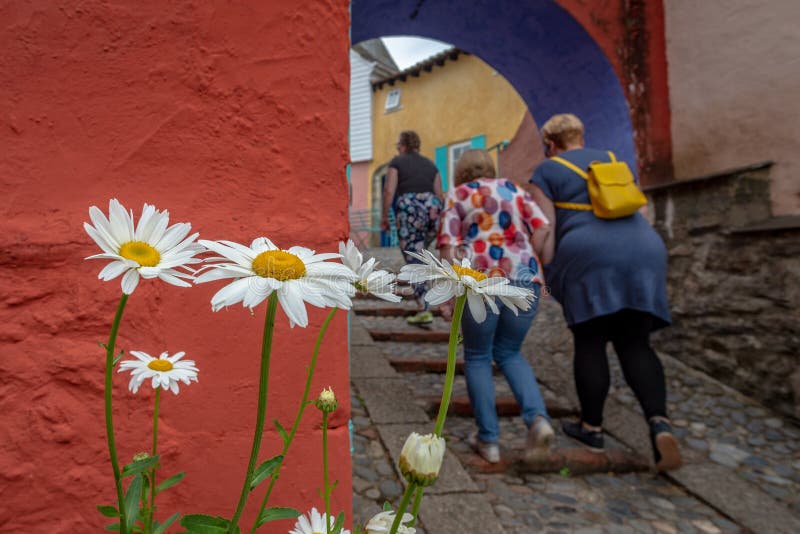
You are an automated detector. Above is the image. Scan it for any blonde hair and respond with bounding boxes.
[454,149,496,186]
[540,114,585,149]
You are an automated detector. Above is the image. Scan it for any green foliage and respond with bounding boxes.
[97,505,119,518]
[123,475,143,532]
[273,419,289,446]
[155,472,186,495]
[382,501,393,512]
[249,455,283,490]
[154,512,181,534]
[122,455,160,477]
[255,507,301,527]
[559,466,571,477]
[179,514,237,533]
[113,350,125,366]
[331,511,345,534]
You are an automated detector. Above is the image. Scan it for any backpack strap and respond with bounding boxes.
[550,156,588,180]
[549,156,592,211]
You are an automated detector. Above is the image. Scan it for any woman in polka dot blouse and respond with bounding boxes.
[437,149,554,463]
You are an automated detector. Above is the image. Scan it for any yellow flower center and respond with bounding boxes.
[119,241,161,267]
[148,359,173,372]
[452,264,487,281]
[251,250,306,280]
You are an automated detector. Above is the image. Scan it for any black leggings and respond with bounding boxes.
[570,309,667,427]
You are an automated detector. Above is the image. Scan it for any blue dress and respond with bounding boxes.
[530,148,671,330]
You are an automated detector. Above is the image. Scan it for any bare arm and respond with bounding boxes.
[528,184,556,265]
[382,167,399,231]
[433,172,444,202]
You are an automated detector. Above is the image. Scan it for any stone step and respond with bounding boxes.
[455,446,651,476]
[389,358,474,374]
[353,305,443,317]
[423,395,577,419]
[368,329,450,343]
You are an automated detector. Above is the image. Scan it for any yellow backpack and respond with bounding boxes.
[550,151,647,219]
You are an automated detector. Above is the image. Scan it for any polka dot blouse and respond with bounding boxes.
[437,178,548,283]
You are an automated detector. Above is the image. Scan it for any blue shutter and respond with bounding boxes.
[470,134,486,149]
[435,145,449,192]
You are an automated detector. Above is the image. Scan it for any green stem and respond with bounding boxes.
[248,307,338,533]
[434,294,466,436]
[322,411,331,534]
[148,387,161,534]
[410,294,466,523]
[228,294,279,534]
[408,487,424,527]
[104,293,129,534]
[389,482,417,534]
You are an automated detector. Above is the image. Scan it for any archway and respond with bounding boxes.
[352,0,638,171]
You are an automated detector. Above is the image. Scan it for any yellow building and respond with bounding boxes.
[367,49,530,211]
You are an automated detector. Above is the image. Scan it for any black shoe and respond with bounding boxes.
[561,420,604,452]
[649,419,682,472]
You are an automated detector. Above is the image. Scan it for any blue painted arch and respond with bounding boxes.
[352,0,637,172]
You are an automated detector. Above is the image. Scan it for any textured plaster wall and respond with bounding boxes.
[0,1,352,531]
[369,54,528,191]
[664,0,800,215]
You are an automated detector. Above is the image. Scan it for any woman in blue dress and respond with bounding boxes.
[528,114,682,471]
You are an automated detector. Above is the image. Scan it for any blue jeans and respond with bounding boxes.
[462,282,548,443]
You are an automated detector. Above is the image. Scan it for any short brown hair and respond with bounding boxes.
[540,114,585,149]
[454,149,496,186]
[398,130,421,152]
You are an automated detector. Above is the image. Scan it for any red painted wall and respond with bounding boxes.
[557,0,673,184]
[0,1,352,531]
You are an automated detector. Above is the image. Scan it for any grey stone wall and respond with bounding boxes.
[646,164,800,419]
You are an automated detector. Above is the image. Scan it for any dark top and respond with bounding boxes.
[389,152,439,195]
[530,148,671,329]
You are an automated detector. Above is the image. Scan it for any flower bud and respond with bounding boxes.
[132,452,150,462]
[365,510,416,534]
[398,432,445,487]
[315,386,338,414]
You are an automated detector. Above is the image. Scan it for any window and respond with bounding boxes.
[384,89,401,112]
[448,140,472,188]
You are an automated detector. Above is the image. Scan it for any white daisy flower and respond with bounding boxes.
[289,507,350,534]
[365,510,416,534]
[118,351,198,395]
[84,199,204,294]
[339,239,401,302]
[399,432,446,487]
[194,237,357,327]
[397,250,535,323]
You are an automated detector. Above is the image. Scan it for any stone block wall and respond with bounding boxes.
[646,164,800,418]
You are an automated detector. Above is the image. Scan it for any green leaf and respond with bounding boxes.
[274,419,289,446]
[256,507,301,527]
[98,342,108,349]
[97,505,120,518]
[123,475,143,532]
[156,471,186,494]
[250,455,283,490]
[113,350,125,366]
[105,523,120,531]
[154,512,181,534]
[122,455,160,477]
[382,501,393,512]
[331,511,345,534]
[179,514,230,533]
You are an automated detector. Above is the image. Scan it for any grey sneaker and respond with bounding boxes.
[524,416,554,462]
[467,431,500,463]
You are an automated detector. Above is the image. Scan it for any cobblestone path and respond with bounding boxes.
[349,249,800,533]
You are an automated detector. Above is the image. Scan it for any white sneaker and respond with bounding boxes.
[467,431,500,463]
[524,416,554,462]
